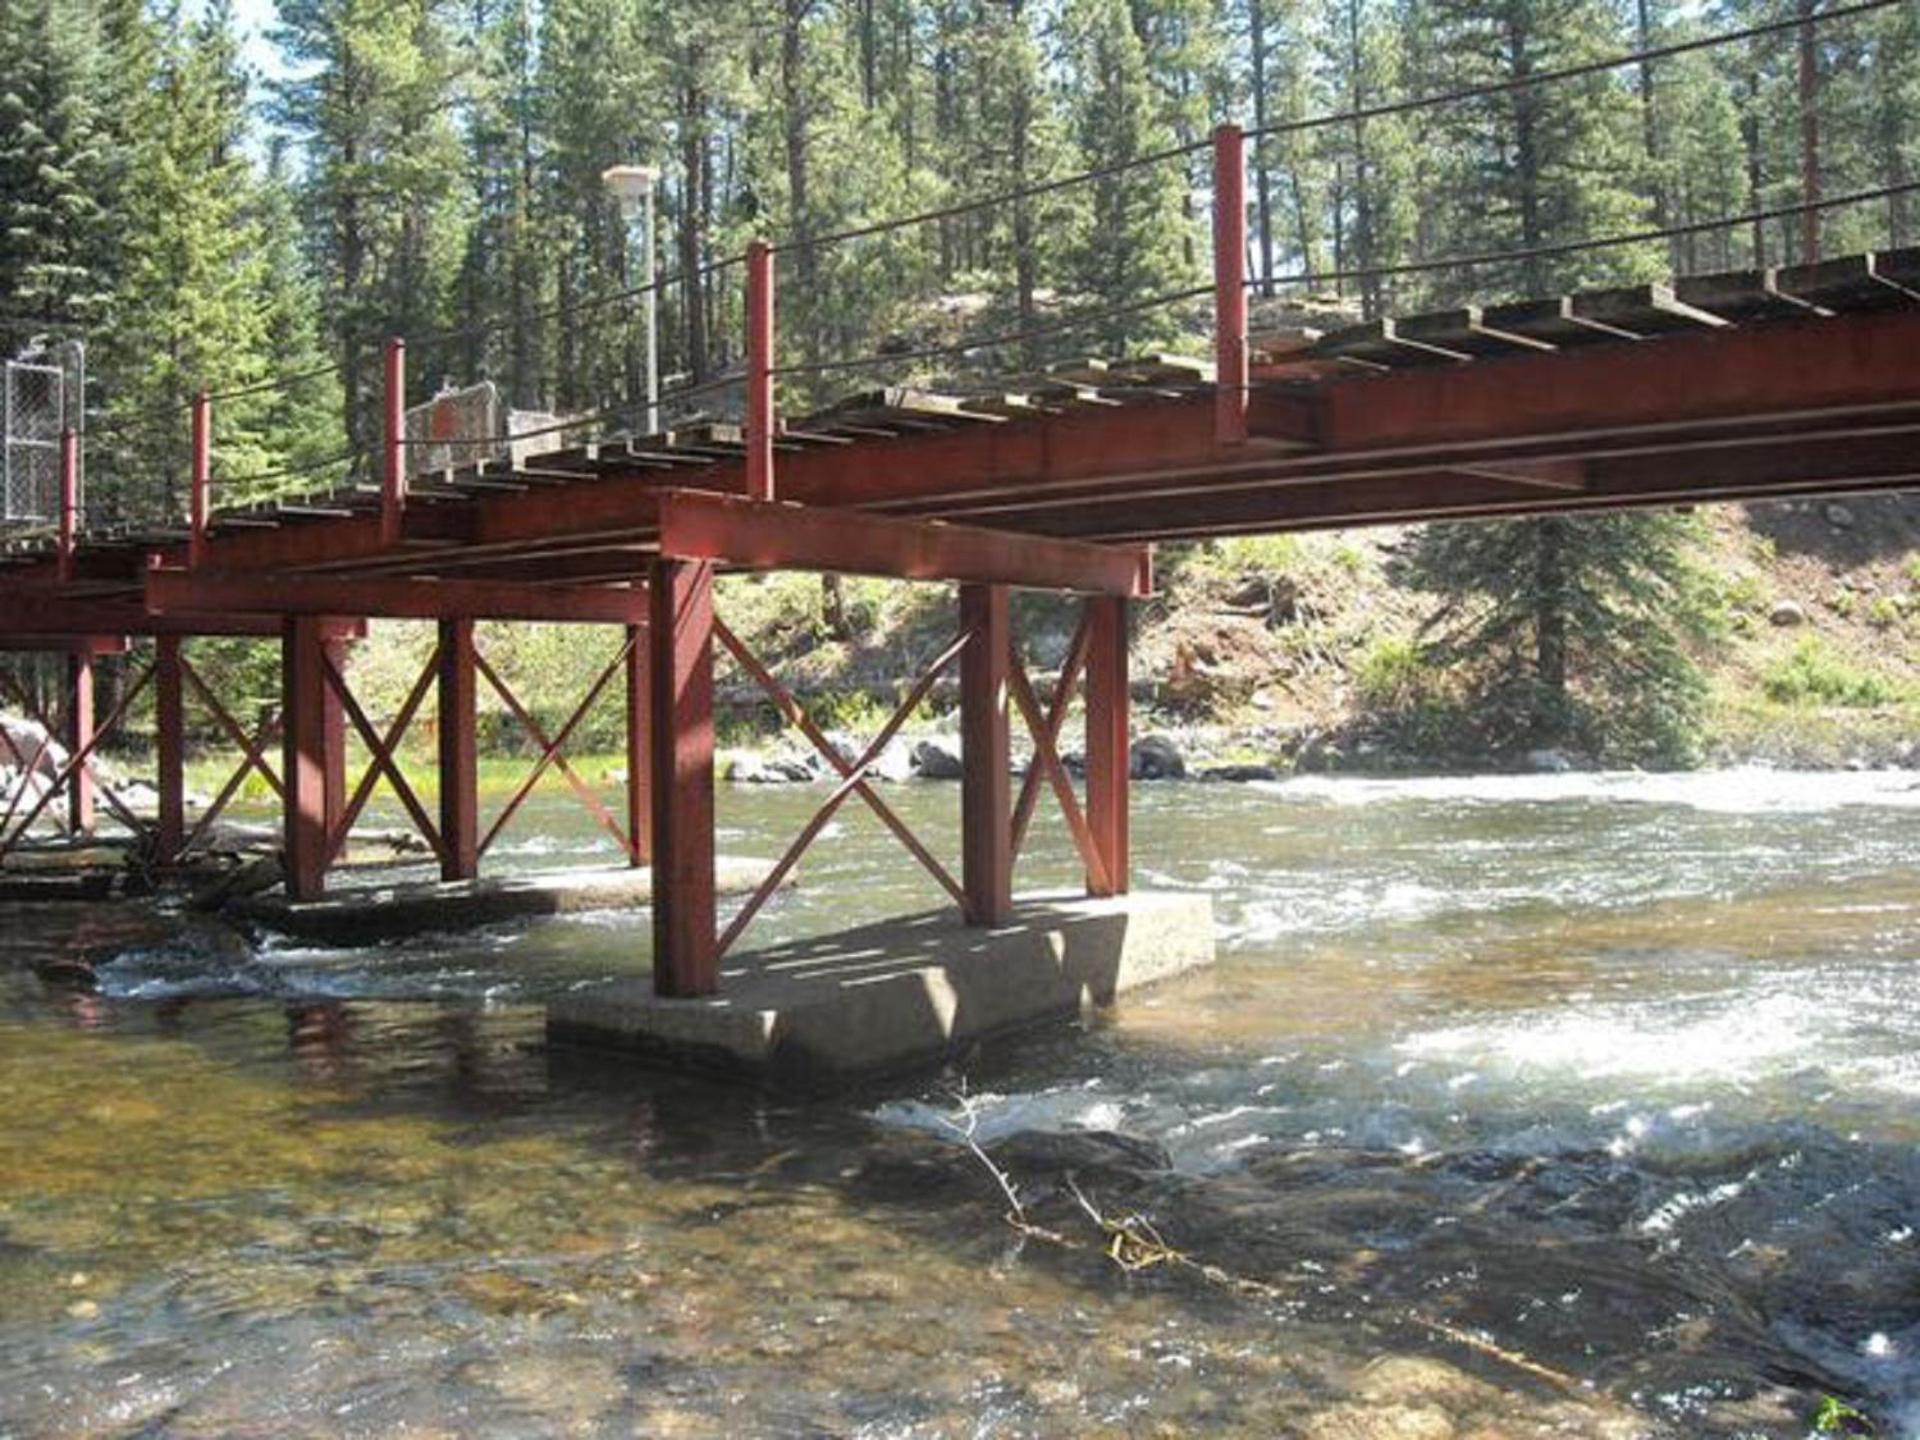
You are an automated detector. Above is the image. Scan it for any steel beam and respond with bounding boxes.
[437,618,478,881]
[959,583,1011,926]
[625,622,650,867]
[746,240,775,502]
[64,648,93,835]
[656,489,1148,596]
[1213,123,1248,445]
[282,617,332,901]
[155,635,185,863]
[1085,596,1130,898]
[649,557,717,997]
[146,569,649,625]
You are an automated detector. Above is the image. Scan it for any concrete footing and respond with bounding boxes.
[228,857,781,945]
[547,890,1214,1083]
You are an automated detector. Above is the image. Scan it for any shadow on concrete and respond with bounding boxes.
[547,892,1215,1087]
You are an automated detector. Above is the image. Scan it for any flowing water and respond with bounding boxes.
[2,769,1918,1437]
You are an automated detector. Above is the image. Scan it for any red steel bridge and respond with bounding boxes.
[3,111,1919,998]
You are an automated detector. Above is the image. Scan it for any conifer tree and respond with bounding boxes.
[1394,512,1719,763]
[0,0,114,350]
[1060,0,1199,352]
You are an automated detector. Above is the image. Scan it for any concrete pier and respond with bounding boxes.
[229,857,780,945]
[547,891,1214,1083]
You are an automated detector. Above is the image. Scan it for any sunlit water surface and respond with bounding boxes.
[2,768,1918,1437]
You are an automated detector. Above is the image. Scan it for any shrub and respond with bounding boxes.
[1762,637,1906,707]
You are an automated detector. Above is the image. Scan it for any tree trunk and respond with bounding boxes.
[1531,519,1570,745]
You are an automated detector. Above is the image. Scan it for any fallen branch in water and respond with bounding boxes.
[939,1094,1584,1396]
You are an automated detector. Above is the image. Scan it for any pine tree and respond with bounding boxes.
[1394,512,1719,763]
[1060,0,1199,352]
[0,0,114,351]
[1417,0,1661,303]
[272,0,466,454]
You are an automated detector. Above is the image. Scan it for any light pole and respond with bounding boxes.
[602,164,660,436]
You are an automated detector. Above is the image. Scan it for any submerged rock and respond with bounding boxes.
[1200,763,1279,782]
[1130,733,1186,780]
[911,739,964,780]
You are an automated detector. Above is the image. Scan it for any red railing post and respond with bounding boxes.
[382,337,406,546]
[189,390,211,568]
[57,427,78,583]
[745,239,775,502]
[1212,122,1249,447]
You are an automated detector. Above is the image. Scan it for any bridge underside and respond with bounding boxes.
[1,262,1916,1020]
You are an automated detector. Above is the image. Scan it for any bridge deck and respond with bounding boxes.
[5,250,1918,602]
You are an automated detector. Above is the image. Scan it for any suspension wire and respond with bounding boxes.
[400,249,750,354]
[773,139,1211,258]
[1247,180,1920,296]
[771,284,1215,381]
[205,360,347,405]
[212,446,365,495]
[1246,0,1900,143]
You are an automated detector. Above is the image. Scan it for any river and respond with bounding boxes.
[1,768,1917,1437]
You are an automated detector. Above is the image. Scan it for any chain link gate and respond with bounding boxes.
[3,340,82,527]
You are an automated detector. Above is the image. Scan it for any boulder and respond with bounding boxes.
[1129,733,1186,780]
[1769,599,1809,627]
[727,751,813,784]
[910,739,964,780]
[1524,747,1575,773]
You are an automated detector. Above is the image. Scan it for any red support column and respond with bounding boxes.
[381,337,407,547]
[625,621,651,867]
[1212,122,1249,447]
[57,429,78,584]
[745,239,775,502]
[65,645,94,835]
[155,635,185,864]
[959,583,1011,926]
[282,616,331,900]
[1085,594,1130,898]
[649,558,717,996]
[437,617,478,881]
[189,392,211,569]
[321,632,349,837]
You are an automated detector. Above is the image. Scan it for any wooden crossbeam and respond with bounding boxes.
[656,489,1150,596]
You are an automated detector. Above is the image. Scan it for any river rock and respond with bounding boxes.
[1303,1404,1455,1440]
[1768,599,1808,627]
[1199,763,1279,782]
[1130,733,1186,780]
[911,739,964,780]
[1523,747,1575,773]
[727,751,812,784]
